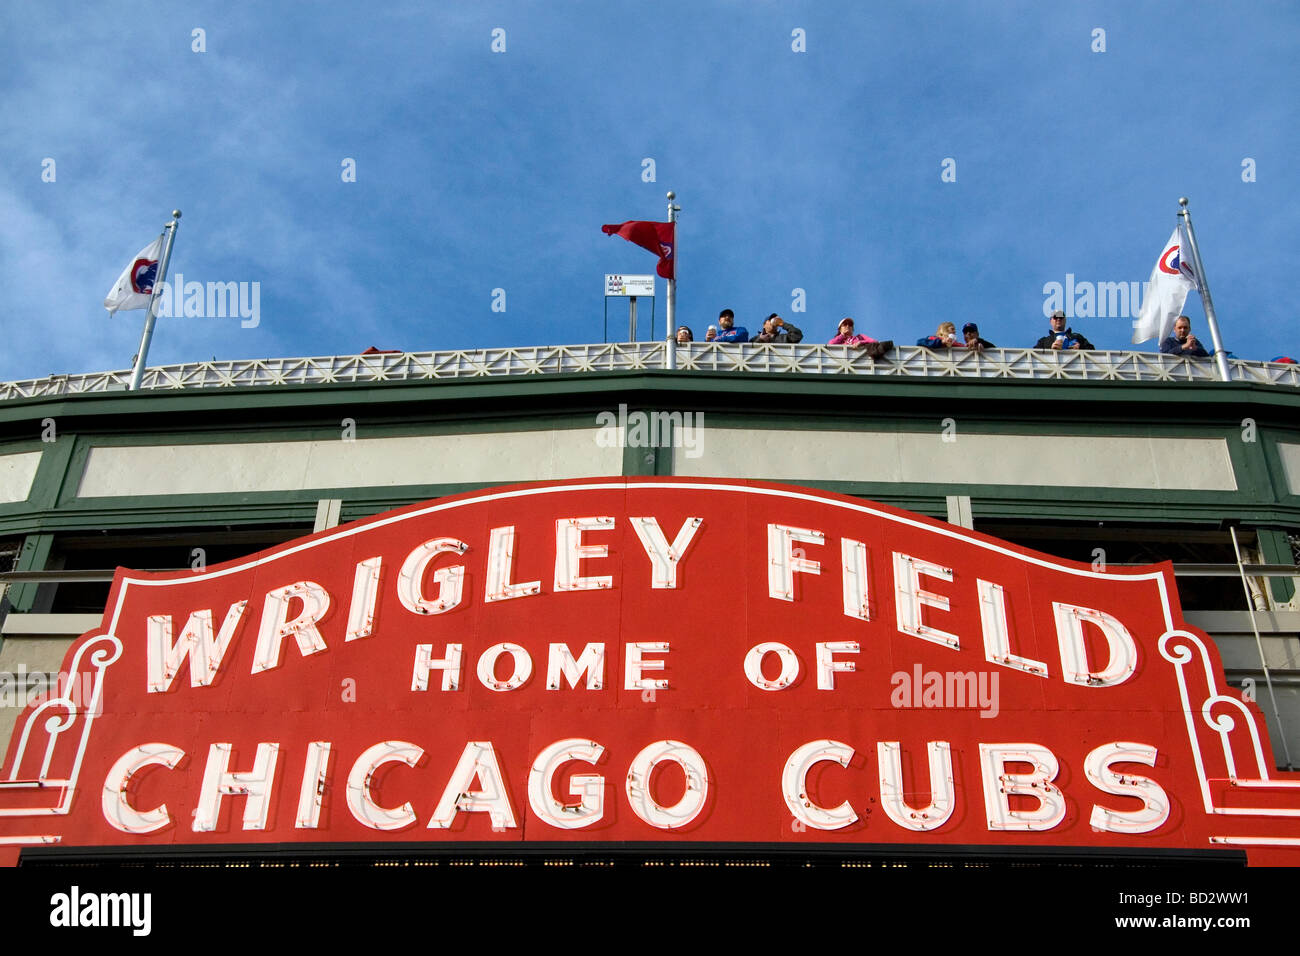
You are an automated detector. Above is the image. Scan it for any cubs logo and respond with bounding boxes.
[130,258,159,295]
[1158,244,1181,276]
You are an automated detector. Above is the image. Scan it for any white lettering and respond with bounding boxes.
[978,579,1047,676]
[894,552,959,649]
[399,537,468,614]
[624,642,669,691]
[428,741,517,829]
[484,526,540,602]
[344,557,382,641]
[1053,602,1137,686]
[625,740,708,829]
[193,742,280,831]
[743,642,800,691]
[527,738,605,829]
[347,741,423,830]
[252,582,331,674]
[768,524,823,600]
[979,743,1066,831]
[816,641,858,690]
[629,515,703,588]
[411,643,463,691]
[295,741,332,829]
[1085,742,1169,833]
[102,744,185,833]
[782,740,857,829]
[841,538,871,620]
[877,741,954,831]
[147,601,247,692]
[476,642,533,691]
[546,643,604,690]
[554,516,615,591]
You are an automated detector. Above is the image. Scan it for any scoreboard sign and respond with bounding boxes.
[3,478,1300,865]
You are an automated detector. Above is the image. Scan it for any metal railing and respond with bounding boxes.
[2,344,1299,400]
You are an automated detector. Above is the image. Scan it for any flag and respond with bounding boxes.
[104,236,165,315]
[601,220,674,279]
[1132,225,1199,344]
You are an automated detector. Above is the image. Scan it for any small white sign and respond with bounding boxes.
[605,274,655,297]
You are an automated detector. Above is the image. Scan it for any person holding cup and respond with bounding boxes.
[1034,309,1094,351]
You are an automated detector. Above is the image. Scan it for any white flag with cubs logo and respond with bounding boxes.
[103,235,164,315]
[1132,225,1199,344]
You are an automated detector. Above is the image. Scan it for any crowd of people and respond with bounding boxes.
[670,308,1246,361]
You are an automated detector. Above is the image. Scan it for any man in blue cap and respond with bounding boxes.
[962,322,995,351]
[1035,310,1094,351]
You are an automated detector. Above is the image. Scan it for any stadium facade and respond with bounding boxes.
[1,341,1298,866]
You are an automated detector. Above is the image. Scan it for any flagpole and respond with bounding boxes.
[1177,197,1230,383]
[128,210,181,391]
[665,191,679,370]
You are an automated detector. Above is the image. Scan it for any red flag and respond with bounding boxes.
[601,220,675,279]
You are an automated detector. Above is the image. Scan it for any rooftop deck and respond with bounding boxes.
[3,343,1298,400]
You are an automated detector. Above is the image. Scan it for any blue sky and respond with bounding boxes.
[1,1,1297,381]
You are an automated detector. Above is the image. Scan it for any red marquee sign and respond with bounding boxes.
[3,478,1299,865]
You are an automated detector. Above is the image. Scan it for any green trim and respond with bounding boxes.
[1256,528,1297,603]
[710,478,1288,523]
[0,373,1299,535]
[1226,419,1278,506]
[7,533,55,612]
[615,405,681,476]
[1259,433,1300,504]
[56,412,593,445]
[657,417,676,476]
[5,375,1300,458]
[45,413,611,515]
[0,438,59,515]
[6,487,1290,537]
[25,433,77,512]
[622,443,652,476]
[687,409,1278,439]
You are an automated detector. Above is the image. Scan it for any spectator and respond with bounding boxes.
[1159,315,1209,358]
[917,322,960,349]
[828,317,892,359]
[962,322,995,351]
[707,309,749,343]
[754,313,803,344]
[1034,309,1095,351]
[675,325,694,344]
